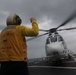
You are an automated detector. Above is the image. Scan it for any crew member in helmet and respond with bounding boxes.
[0,13,39,75]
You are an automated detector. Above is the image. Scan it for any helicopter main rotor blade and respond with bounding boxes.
[39,29,49,32]
[56,10,76,29]
[26,33,48,41]
[57,27,76,31]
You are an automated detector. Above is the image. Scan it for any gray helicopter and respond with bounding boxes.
[27,10,76,65]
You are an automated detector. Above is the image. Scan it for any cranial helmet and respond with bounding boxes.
[6,13,22,26]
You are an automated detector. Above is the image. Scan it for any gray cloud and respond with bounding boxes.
[0,0,76,25]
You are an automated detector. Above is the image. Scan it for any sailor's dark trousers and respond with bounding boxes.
[1,61,29,75]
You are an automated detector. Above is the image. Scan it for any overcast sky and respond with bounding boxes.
[0,0,76,59]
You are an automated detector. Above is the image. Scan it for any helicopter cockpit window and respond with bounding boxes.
[46,36,57,44]
[46,38,50,44]
[50,36,57,42]
[46,34,64,44]
[58,35,64,41]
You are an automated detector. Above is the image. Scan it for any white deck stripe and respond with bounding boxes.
[28,66,76,70]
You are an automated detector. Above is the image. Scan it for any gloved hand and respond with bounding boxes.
[30,18,37,23]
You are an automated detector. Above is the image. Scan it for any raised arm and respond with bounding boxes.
[19,18,39,37]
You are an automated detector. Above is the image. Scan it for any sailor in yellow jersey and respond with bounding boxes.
[0,13,39,75]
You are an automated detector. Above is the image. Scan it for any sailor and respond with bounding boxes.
[0,13,39,75]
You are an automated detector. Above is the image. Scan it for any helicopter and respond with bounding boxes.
[27,10,76,65]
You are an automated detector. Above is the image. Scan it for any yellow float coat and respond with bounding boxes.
[0,22,39,62]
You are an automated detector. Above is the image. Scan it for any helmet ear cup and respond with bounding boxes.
[15,15,22,25]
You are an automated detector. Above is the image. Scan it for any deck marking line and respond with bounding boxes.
[28,66,76,70]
